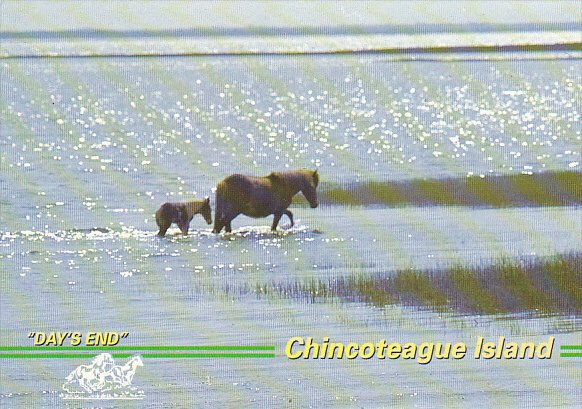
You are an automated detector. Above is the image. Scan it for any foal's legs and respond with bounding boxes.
[157,221,171,237]
[283,210,294,227]
[179,222,190,235]
[178,212,190,234]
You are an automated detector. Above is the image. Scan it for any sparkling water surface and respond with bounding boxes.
[1,52,581,408]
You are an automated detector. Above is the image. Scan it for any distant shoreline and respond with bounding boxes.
[2,42,580,60]
[317,171,582,208]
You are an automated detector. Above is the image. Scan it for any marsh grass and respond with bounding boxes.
[492,258,554,312]
[540,255,582,310]
[253,253,582,315]
[391,271,449,309]
[317,171,582,207]
[449,266,503,314]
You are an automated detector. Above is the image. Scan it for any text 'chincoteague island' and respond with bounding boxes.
[286,336,555,364]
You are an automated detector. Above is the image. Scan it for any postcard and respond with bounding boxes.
[1,1,580,407]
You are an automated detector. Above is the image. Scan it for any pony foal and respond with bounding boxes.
[155,198,212,237]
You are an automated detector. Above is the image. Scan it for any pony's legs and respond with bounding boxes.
[213,189,224,233]
[214,217,233,233]
[220,209,240,233]
[283,210,294,227]
[213,213,228,233]
[271,212,282,231]
[212,216,224,233]
[223,211,239,232]
[217,200,238,233]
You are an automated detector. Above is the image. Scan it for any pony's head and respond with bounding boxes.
[301,169,319,208]
[200,197,212,225]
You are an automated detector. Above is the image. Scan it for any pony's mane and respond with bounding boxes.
[269,169,318,186]
[297,169,319,187]
[185,199,209,211]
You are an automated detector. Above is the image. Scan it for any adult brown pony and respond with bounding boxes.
[155,198,212,237]
[213,169,319,233]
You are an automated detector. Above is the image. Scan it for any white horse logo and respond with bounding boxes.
[103,355,144,387]
[62,353,144,399]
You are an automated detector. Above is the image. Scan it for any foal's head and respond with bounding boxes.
[199,198,212,225]
[185,198,212,225]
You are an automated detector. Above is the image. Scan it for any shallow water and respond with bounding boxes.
[1,53,581,407]
[2,206,581,290]
[2,56,580,187]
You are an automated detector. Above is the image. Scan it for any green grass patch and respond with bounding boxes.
[348,275,393,306]
[365,182,407,205]
[465,178,512,207]
[449,266,503,314]
[391,271,449,308]
[320,188,364,206]
[494,259,554,312]
[319,171,582,207]
[540,256,582,310]
[253,253,581,315]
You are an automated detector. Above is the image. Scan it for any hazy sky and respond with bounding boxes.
[2,1,580,32]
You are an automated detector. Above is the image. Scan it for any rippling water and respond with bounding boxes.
[1,23,581,408]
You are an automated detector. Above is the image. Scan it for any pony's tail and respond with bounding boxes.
[154,209,161,228]
[213,185,224,233]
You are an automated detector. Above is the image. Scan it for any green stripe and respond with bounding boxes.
[0,352,275,359]
[141,353,275,358]
[560,353,582,358]
[0,345,275,351]
[0,353,135,359]
[559,345,582,350]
